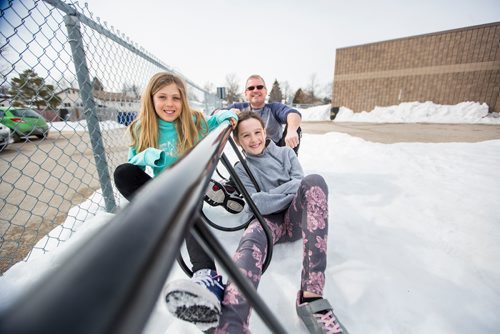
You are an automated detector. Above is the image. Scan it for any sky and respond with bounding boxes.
[1,101,499,333]
[80,0,500,96]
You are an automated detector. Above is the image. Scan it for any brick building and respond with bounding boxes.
[332,22,500,113]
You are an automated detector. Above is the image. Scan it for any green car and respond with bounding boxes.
[0,107,50,142]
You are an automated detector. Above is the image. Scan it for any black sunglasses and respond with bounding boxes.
[246,85,265,91]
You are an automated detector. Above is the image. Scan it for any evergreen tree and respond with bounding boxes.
[8,69,61,109]
[268,79,283,103]
[292,88,307,104]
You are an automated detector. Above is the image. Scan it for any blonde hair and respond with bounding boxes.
[128,72,207,155]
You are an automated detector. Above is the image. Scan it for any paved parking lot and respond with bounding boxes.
[301,122,500,143]
[0,129,128,273]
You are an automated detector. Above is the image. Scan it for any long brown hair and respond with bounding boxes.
[128,72,207,155]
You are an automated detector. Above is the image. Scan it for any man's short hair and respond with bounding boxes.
[245,74,266,88]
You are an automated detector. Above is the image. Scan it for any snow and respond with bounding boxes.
[298,101,500,124]
[1,101,500,334]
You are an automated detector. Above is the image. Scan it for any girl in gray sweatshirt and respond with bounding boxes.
[215,111,345,334]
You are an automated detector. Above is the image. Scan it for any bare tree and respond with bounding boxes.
[54,73,77,91]
[122,83,140,98]
[225,73,241,104]
[203,81,215,95]
[188,89,200,102]
[1,38,12,83]
[92,77,104,91]
[308,73,318,99]
[323,81,333,103]
[279,80,292,104]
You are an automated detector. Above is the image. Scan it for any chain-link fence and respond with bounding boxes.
[0,0,221,274]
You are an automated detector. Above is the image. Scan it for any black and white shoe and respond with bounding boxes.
[164,269,225,332]
[204,179,245,214]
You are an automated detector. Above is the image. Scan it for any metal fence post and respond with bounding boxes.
[64,13,116,213]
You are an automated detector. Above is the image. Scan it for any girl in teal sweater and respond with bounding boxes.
[123,73,236,177]
[114,72,237,331]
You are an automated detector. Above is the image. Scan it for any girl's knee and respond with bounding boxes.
[303,174,328,192]
[114,163,137,179]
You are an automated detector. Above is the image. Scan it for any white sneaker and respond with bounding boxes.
[164,269,224,332]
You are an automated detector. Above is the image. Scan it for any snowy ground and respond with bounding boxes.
[1,101,499,334]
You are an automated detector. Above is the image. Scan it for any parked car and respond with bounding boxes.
[0,123,13,151]
[0,107,50,142]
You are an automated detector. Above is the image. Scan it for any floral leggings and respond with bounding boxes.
[216,174,329,334]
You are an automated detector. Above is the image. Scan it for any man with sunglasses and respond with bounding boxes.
[205,74,303,214]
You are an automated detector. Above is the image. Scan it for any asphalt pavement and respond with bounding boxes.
[300,122,500,143]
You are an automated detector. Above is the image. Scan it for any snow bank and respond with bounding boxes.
[298,101,500,124]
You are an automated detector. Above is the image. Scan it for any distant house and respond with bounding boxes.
[55,87,141,122]
[56,88,83,121]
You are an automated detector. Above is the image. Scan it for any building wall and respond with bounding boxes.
[332,22,500,112]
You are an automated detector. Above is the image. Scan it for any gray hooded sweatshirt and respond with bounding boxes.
[235,140,304,219]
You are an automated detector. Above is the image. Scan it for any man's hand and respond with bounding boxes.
[285,129,299,148]
[230,108,241,116]
[285,112,301,148]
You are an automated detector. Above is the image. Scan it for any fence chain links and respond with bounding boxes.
[0,0,220,273]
